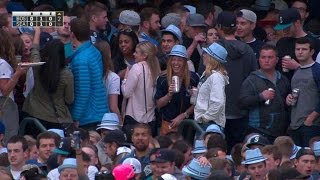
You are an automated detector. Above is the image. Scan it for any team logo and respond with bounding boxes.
[279,16,283,23]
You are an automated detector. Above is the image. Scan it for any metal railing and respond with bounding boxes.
[178,119,205,145]
[18,117,47,136]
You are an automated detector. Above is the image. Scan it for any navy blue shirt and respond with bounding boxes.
[154,72,199,121]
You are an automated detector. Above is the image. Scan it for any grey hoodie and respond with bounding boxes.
[217,39,258,118]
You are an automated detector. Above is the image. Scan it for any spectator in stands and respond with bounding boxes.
[286,37,320,147]
[171,140,192,167]
[24,135,38,160]
[23,27,74,130]
[121,41,160,137]
[20,33,33,59]
[139,7,161,46]
[58,158,79,180]
[275,8,320,81]
[32,4,58,39]
[85,1,109,44]
[122,123,153,179]
[290,0,309,26]
[69,18,108,129]
[261,145,282,171]
[236,9,265,59]
[204,124,225,146]
[95,113,119,167]
[82,145,99,180]
[155,45,199,135]
[0,29,28,143]
[241,148,268,180]
[216,11,257,151]
[94,40,122,124]
[112,29,139,80]
[294,148,316,177]
[194,42,229,131]
[206,27,219,45]
[28,132,59,169]
[274,136,295,164]
[158,25,183,71]
[151,148,186,179]
[239,45,290,142]
[0,13,20,37]
[197,2,216,27]
[57,15,73,59]
[103,130,131,167]
[184,13,207,72]
[118,10,140,35]
[7,135,28,179]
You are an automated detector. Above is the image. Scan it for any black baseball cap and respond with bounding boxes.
[151,149,175,163]
[246,134,270,148]
[52,137,72,156]
[274,8,301,30]
[217,11,236,28]
[103,129,126,145]
[295,147,315,160]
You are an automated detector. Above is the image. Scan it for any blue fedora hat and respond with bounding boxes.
[205,124,225,139]
[191,140,207,154]
[290,144,302,160]
[58,158,77,173]
[160,24,183,44]
[48,129,64,138]
[313,141,320,157]
[242,148,267,165]
[202,43,228,64]
[168,45,188,59]
[97,113,120,130]
[182,158,211,179]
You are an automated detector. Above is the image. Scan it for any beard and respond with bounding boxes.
[134,141,149,151]
[149,28,159,38]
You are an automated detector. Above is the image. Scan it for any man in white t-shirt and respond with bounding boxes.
[7,135,28,180]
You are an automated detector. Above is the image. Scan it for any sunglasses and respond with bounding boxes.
[119,28,133,33]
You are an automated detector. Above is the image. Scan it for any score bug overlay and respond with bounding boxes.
[12,11,64,27]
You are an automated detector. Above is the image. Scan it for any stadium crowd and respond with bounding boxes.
[0,0,320,179]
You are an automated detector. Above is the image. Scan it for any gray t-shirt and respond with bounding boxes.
[290,63,320,129]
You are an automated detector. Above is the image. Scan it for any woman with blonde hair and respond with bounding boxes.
[121,41,161,137]
[194,42,229,131]
[155,45,199,135]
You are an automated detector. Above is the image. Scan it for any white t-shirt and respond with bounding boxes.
[87,165,99,180]
[316,52,320,64]
[0,59,14,100]
[10,169,22,180]
[104,71,120,95]
[47,168,59,180]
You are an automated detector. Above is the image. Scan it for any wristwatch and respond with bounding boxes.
[183,112,189,119]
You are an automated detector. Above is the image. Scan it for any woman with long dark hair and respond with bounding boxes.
[23,28,74,129]
[0,29,28,142]
[112,29,139,79]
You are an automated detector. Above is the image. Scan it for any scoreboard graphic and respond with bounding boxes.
[12,11,64,27]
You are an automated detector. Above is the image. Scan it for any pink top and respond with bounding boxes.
[121,61,156,123]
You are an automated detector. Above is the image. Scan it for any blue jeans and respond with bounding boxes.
[288,125,320,147]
